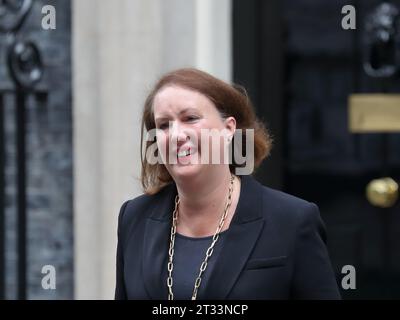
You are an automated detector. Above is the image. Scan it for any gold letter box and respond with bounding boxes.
[348,94,400,133]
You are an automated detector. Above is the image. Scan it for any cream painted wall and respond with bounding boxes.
[73,0,231,299]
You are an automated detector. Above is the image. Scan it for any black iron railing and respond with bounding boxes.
[0,0,44,300]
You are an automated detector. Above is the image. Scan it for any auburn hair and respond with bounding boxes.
[140,68,272,194]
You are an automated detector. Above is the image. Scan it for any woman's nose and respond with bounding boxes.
[170,121,188,142]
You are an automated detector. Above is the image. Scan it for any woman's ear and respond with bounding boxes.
[224,116,237,138]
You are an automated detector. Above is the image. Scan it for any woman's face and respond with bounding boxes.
[153,85,236,181]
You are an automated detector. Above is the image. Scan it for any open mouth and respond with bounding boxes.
[177,148,192,158]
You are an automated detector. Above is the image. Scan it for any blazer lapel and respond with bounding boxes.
[142,175,265,300]
[200,175,265,299]
[142,183,176,299]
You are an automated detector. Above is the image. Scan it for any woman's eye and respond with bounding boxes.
[158,123,168,130]
[185,116,199,122]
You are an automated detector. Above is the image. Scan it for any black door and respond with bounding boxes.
[234,0,400,299]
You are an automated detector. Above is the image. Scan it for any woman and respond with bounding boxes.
[115,68,341,300]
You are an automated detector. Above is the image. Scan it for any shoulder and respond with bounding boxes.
[117,183,174,230]
[120,193,155,219]
[255,182,325,241]
[246,175,318,219]
[261,184,314,211]
[247,178,322,232]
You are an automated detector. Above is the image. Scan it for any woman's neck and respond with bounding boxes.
[175,168,240,237]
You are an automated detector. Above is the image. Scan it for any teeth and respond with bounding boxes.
[177,149,191,157]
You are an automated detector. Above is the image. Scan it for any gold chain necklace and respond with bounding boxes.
[167,174,235,300]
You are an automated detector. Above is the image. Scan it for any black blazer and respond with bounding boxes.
[115,175,341,299]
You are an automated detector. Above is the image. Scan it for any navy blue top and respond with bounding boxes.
[173,230,227,300]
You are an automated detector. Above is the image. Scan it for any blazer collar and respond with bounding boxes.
[148,174,264,224]
[142,174,265,299]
